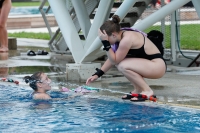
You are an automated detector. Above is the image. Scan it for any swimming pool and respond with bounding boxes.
[10,7,53,15]
[0,81,200,133]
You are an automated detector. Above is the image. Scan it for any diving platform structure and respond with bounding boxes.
[39,0,200,82]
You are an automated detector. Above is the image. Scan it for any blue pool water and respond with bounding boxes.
[0,83,200,133]
[10,7,53,15]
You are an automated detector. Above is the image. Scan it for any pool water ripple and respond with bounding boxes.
[0,83,200,132]
[10,7,53,15]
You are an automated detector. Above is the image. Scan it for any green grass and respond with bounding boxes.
[144,24,200,50]
[8,24,200,50]
[12,2,49,7]
[8,32,50,40]
[9,66,51,74]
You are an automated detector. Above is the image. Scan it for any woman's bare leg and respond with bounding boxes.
[117,58,165,99]
[120,69,153,98]
[130,83,142,94]
[0,0,12,52]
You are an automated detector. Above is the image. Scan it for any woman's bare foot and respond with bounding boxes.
[0,47,8,52]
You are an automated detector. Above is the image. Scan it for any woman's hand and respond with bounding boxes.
[86,75,98,85]
[98,29,108,41]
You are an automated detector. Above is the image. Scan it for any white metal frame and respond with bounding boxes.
[81,0,150,62]
[46,0,200,65]
[48,0,85,63]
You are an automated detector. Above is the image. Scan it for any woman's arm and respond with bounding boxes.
[106,38,131,65]
[98,30,131,65]
[86,59,113,85]
[101,59,113,73]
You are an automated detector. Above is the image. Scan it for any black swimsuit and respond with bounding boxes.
[123,31,167,69]
[0,0,5,8]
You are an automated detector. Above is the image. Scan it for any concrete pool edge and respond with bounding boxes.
[1,38,200,109]
[1,79,200,110]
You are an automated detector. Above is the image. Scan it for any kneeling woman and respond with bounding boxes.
[86,15,166,102]
[24,72,52,100]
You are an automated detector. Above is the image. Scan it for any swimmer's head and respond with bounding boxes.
[24,72,51,92]
[100,15,121,36]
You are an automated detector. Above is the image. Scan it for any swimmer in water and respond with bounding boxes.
[24,72,52,100]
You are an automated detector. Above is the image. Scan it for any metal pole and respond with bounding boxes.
[114,0,138,21]
[160,0,166,48]
[71,0,91,38]
[39,0,47,9]
[171,11,176,62]
[192,0,200,19]
[81,0,138,62]
[175,9,180,53]
[133,0,191,31]
[84,0,114,51]
[39,0,53,37]
[48,0,84,63]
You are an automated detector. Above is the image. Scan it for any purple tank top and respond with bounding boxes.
[111,27,147,53]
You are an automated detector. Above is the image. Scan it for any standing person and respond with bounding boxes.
[156,0,170,9]
[149,0,157,9]
[0,0,12,52]
[24,72,52,100]
[86,15,166,102]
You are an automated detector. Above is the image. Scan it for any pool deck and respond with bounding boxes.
[1,37,200,108]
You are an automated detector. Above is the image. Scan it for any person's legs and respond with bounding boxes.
[130,84,141,94]
[124,80,142,94]
[0,53,9,77]
[0,0,12,52]
[116,58,165,99]
[121,68,154,99]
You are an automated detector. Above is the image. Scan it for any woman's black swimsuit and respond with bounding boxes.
[123,31,167,69]
[0,0,5,8]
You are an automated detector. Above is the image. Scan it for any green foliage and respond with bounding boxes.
[144,24,200,50]
[8,32,50,40]
[12,2,49,7]
[8,24,200,50]
[179,24,200,50]
[9,66,51,74]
